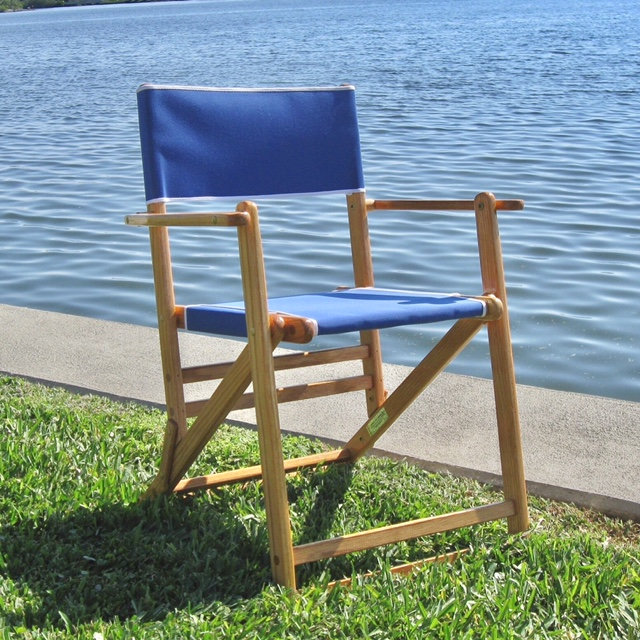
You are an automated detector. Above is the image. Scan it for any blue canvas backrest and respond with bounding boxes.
[137,84,366,204]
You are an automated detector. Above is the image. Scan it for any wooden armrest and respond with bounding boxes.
[125,212,249,227]
[366,198,524,212]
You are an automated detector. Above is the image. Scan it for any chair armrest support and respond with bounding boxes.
[366,197,524,212]
[125,212,249,227]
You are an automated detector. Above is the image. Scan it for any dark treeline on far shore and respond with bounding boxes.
[1,0,176,11]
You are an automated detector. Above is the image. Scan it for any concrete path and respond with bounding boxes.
[1,303,638,520]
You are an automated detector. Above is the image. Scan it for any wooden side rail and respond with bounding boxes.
[293,500,515,565]
[173,448,353,494]
[328,549,469,588]
[182,345,370,384]
[125,212,249,226]
[366,198,525,212]
[185,375,372,417]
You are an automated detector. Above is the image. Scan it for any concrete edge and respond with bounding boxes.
[0,371,168,412]
[368,450,640,523]
[5,370,638,523]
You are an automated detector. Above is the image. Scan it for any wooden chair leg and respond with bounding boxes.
[146,201,189,496]
[148,203,188,441]
[142,343,256,499]
[253,348,297,588]
[475,192,529,533]
[346,192,387,415]
[487,314,529,533]
[238,200,297,589]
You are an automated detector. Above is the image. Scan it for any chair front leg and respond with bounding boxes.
[237,200,297,589]
[474,192,529,533]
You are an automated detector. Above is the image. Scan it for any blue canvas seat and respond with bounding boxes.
[184,288,488,337]
[126,83,529,590]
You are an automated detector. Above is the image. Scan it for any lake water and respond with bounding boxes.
[1,0,639,402]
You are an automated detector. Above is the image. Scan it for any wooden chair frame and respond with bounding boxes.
[126,190,529,590]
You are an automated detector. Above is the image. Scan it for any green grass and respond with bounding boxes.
[0,375,638,639]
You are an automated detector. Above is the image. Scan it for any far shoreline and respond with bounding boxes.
[1,0,186,13]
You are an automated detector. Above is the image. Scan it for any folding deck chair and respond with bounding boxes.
[126,83,529,589]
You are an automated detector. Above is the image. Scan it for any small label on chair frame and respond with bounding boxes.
[366,408,389,436]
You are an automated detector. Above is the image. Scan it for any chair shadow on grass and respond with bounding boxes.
[1,464,359,629]
[292,461,357,582]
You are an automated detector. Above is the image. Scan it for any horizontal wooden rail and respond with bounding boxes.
[173,448,353,493]
[182,345,369,384]
[328,549,469,588]
[270,345,370,371]
[293,500,515,565]
[366,199,524,212]
[185,375,372,417]
[125,212,248,227]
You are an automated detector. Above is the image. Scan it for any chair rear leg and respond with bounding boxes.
[346,192,387,416]
[359,328,387,415]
